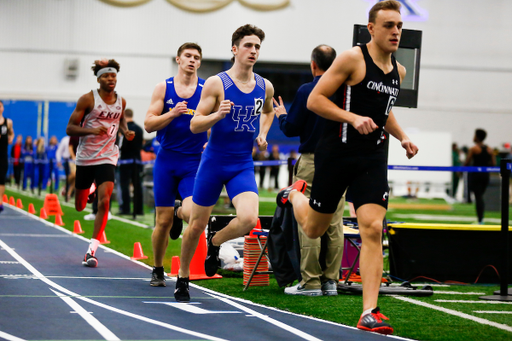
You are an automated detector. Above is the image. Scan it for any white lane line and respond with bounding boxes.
[0,275,150,280]
[393,296,512,332]
[474,311,512,314]
[433,291,486,295]
[436,300,512,305]
[144,302,241,314]
[207,292,323,341]
[0,234,72,238]
[0,238,227,341]
[0,331,26,341]
[50,288,120,340]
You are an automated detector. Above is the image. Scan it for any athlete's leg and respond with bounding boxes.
[212,191,259,246]
[289,190,333,239]
[356,203,386,312]
[91,181,114,239]
[177,196,192,223]
[151,206,174,267]
[179,202,215,278]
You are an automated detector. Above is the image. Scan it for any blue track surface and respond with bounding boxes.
[0,205,407,341]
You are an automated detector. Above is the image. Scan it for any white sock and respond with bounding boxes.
[88,238,100,256]
[362,308,374,317]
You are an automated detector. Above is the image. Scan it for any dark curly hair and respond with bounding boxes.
[91,59,120,76]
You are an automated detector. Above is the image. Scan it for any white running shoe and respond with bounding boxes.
[284,283,322,296]
[84,213,96,221]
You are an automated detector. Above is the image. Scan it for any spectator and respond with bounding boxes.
[47,136,59,192]
[275,44,344,297]
[22,136,35,192]
[268,144,281,191]
[118,108,144,216]
[56,135,74,201]
[34,137,48,193]
[11,134,23,188]
[0,100,14,213]
[464,128,496,224]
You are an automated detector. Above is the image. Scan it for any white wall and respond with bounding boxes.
[1,0,511,147]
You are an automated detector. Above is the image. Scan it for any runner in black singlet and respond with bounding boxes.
[0,100,14,214]
[276,1,418,335]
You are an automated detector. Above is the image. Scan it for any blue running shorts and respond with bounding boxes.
[192,151,258,207]
[153,148,201,207]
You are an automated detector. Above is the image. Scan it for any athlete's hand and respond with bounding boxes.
[124,130,135,141]
[256,136,268,151]
[402,139,418,159]
[203,142,208,150]
[272,96,286,118]
[352,116,378,135]
[91,126,108,135]
[169,101,189,118]
[216,100,233,119]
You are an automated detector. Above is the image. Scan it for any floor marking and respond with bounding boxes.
[474,311,512,314]
[393,295,512,332]
[433,291,486,295]
[392,213,511,224]
[0,238,227,341]
[144,302,241,314]
[50,288,120,340]
[0,261,19,264]
[0,234,72,238]
[0,275,150,280]
[436,300,512,305]
[207,292,323,341]
[0,331,25,341]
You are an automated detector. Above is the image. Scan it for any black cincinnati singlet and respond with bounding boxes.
[317,44,400,155]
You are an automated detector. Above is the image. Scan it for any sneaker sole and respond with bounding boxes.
[150,281,166,287]
[357,326,393,335]
[284,291,323,296]
[322,290,338,296]
[82,259,98,267]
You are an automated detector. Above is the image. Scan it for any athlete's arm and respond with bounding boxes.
[307,48,378,135]
[384,63,418,159]
[190,76,232,134]
[144,81,189,133]
[489,147,496,166]
[66,92,107,137]
[7,118,14,144]
[256,79,275,151]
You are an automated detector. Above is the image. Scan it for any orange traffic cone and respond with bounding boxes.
[9,196,15,205]
[98,230,111,244]
[130,242,148,260]
[39,207,48,219]
[189,231,222,280]
[73,220,84,234]
[169,256,180,277]
[2,194,7,203]
[55,214,64,226]
[16,198,23,209]
[43,193,64,216]
[249,218,262,237]
[28,203,36,214]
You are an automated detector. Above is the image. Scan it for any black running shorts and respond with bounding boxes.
[309,149,389,214]
[0,158,7,185]
[75,164,115,190]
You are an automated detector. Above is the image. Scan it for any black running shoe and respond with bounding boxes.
[204,230,220,277]
[82,252,98,267]
[170,200,183,240]
[357,307,393,335]
[150,267,166,287]
[276,180,307,207]
[174,276,190,302]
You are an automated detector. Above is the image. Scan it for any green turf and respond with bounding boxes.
[3,185,512,341]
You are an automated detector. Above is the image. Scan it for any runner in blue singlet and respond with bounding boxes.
[175,25,276,302]
[144,43,207,288]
